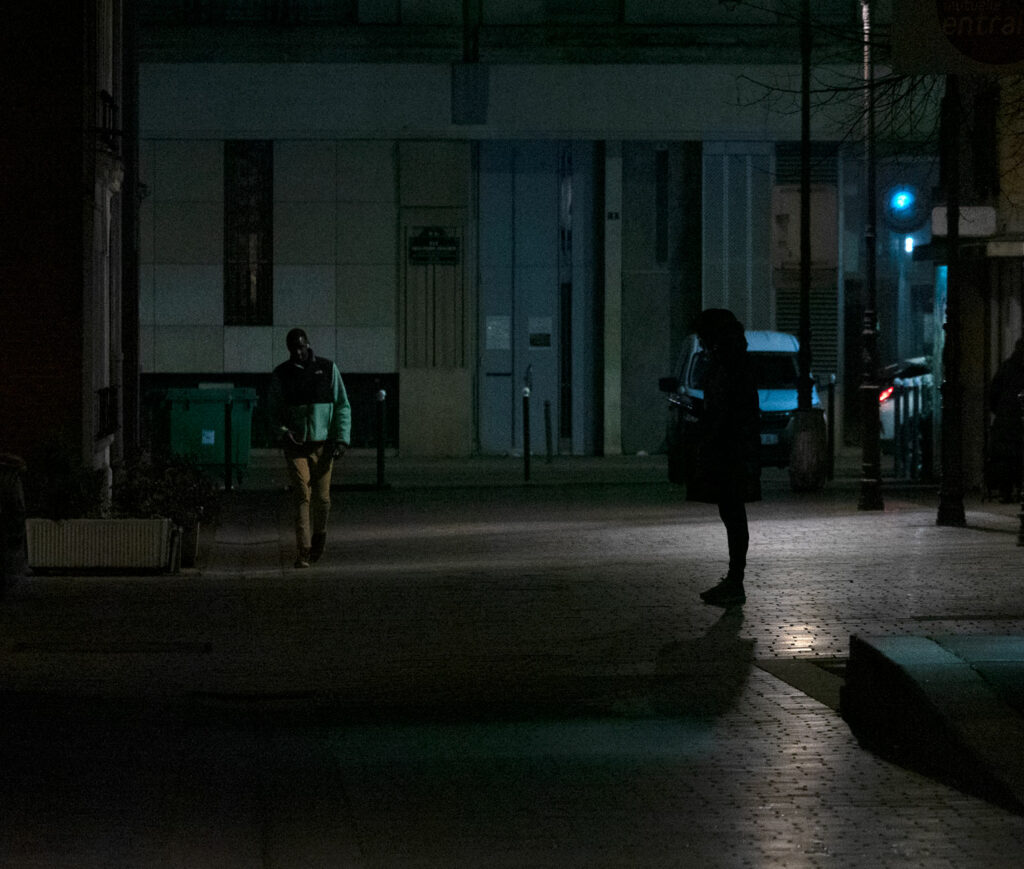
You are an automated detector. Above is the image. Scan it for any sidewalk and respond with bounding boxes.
[2,449,1024,866]
[242,447,675,491]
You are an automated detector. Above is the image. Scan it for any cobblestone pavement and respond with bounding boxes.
[2,454,1024,867]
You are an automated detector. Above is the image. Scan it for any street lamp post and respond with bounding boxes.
[798,0,813,414]
[858,0,884,511]
[1018,388,1024,546]
[789,0,828,493]
[936,74,966,527]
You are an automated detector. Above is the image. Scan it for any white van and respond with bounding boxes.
[658,330,821,485]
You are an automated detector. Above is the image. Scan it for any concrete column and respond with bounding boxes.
[603,142,623,455]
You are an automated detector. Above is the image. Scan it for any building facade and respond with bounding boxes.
[1,0,133,494]
[9,1,1022,495]
[136,0,901,459]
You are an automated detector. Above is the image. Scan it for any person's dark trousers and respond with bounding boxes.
[717,499,748,583]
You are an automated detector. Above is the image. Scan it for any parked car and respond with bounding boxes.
[658,330,821,485]
[878,356,932,445]
[877,358,934,481]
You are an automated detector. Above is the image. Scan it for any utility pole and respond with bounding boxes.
[789,0,828,492]
[937,74,966,527]
[798,0,813,413]
[858,0,884,510]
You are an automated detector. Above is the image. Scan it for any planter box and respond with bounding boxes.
[25,518,175,571]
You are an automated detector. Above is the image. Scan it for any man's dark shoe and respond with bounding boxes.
[295,548,311,569]
[310,532,327,563]
[699,576,733,600]
[700,577,746,608]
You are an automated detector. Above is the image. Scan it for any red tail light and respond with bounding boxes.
[879,386,894,404]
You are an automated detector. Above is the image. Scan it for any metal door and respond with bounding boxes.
[478,141,595,455]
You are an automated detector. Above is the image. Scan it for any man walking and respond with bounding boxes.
[269,328,351,568]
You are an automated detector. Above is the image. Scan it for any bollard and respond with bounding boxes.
[910,382,921,481]
[375,388,387,490]
[544,399,553,464]
[224,395,234,492]
[522,386,531,482]
[894,384,904,479]
[1018,389,1024,547]
[826,375,835,480]
[789,407,827,492]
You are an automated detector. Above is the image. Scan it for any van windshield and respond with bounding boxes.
[749,352,800,389]
[690,351,799,390]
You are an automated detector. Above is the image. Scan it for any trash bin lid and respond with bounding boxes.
[163,387,257,403]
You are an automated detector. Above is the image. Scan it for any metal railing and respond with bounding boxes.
[891,379,933,481]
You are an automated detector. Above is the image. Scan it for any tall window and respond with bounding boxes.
[224,140,273,325]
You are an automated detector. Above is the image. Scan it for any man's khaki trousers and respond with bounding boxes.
[283,443,333,552]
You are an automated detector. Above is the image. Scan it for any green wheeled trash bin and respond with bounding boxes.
[162,387,258,486]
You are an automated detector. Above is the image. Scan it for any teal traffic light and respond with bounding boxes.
[883,184,926,231]
[890,188,914,213]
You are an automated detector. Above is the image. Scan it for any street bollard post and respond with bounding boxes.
[827,375,835,480]
[894,384,904,479]
[544,399,553,464]
[224,395,234,492]
[910,381,921,481]
[1018,389,1024,546]
[375,388,387,490]
[522,386,531,482]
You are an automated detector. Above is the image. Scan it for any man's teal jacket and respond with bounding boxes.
[268,352,351,445]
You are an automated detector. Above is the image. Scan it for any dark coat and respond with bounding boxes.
[692,346,762,504]
[988,344,1024,477]
[268,352,352,446]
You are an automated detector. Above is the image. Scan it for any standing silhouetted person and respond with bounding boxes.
[269,328,351,568]
[692,309,761,607]
[988,337,1024,503]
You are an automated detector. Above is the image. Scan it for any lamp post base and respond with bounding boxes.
[858,477,883,511]
[789,408,828,493]
[937,492,966,527]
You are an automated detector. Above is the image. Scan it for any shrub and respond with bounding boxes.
[113,451,220,528]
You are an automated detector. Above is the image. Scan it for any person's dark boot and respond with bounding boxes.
[700,576,746,607]
[294,548,311,569]
[309,532,327,563]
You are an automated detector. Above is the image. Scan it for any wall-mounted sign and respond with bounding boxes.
[408,227,460,265]
[938,0,1024,67]
[894,0,1024,73]
[486,315,511,350]
[931,205,997,237]
[529,316,552,349]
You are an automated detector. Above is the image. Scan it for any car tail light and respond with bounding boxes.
[879,386,895,404]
